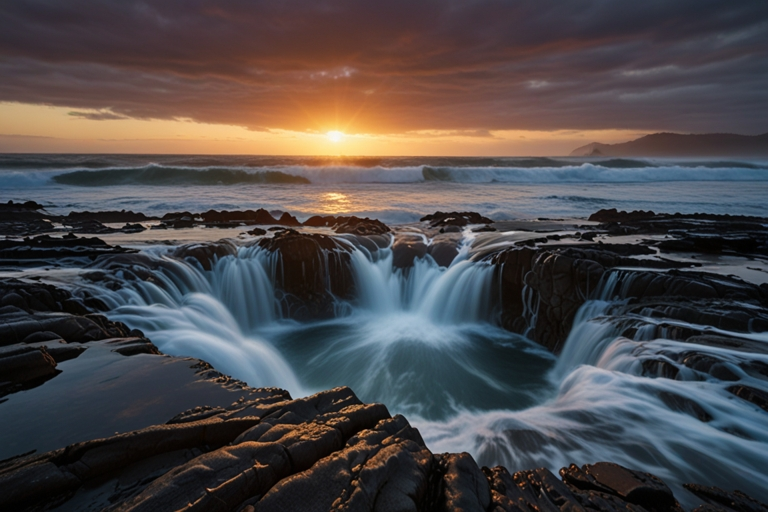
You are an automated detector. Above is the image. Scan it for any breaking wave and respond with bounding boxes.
[1,155,767,189]
[52,165,310,186]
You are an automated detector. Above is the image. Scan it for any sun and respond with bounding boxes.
[326,130,344,143]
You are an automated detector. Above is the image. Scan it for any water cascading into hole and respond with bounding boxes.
[90,244,768,505]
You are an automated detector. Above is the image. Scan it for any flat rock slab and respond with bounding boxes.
[0,342,277,461]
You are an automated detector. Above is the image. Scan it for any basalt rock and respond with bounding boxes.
[63,210,154,224]
[3,384,761,512]
[421,211,494,228]
[428,238,460,267]
[257,230,355,320]
[200,209,301,227]
[0,201,54,237]
[303,215,391,236]
[173,240,239,270]
[524,250,606,352]
[392,236,429,269]
[334,216,390,236]
[0,233,133,262]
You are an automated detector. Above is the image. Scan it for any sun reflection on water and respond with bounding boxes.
[319,192,352,214]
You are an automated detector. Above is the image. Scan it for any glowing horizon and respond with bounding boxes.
[0,102,649,156]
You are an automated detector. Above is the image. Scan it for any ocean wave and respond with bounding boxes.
[52,165,310,186]
[420,164,768,183]
[2,160,768,189]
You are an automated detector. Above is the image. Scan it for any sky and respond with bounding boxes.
[0,0,766,155]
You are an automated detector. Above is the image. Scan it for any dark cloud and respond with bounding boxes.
[1,0,767,133]
[68,110,127,121]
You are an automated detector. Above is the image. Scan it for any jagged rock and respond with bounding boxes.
[302,215,390,236]
[524,250,605,351]
[435,452,492,511]
[60,219,117,234]
[254,414,431,512]
[0,201,53,236]
[421,211,494,228]
[199,209,300,227]
[0,234,133,261]
[561,462,678,510]
[685,483,768,512]
[64,210,154,224]
[334,216,390,236]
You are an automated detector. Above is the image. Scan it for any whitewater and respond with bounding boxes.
[72,234,768,506]
[2,154,768,222]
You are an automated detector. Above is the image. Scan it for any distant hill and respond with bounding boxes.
[570,132,768,157]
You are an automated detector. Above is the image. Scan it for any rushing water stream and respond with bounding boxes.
[90,239,768,504]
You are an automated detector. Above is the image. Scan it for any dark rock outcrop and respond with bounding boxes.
[421,211,494,228]
[392,236,429,269]
[1,384,762,511]
[0,233,133,263]
[303,215,391,236]
[0,278,147,397]
[257,230,355,320]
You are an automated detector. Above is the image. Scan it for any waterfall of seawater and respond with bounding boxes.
[92,247,768,505]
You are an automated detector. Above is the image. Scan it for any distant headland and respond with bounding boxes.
[570,132,768,157]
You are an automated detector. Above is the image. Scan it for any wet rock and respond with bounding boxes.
[490,247,537,334]
[0,234,133,261]
[392,236,429,268]
[61,219,117,234]
[334,216,390,236]
[589,208,658,223]
[254,415,432,512]
[122,223,146,233]
[247,227,267,236]
[421,211,494,228]
[64,210,154,224]
[257,230,354,320]
[525,251,605,351]
[727,385,768,413]
[642,359,680,380]
[199,209,300,227]
[435,452,491,512]
[561,462,678,511]
[658,391,714,422]
[0,346,58,396]
[303,215,338,227]
[105,337,161,356]
[684,483,768,512]
[0,201,53,237]
[428,239,460,267]
[173,240,238,270]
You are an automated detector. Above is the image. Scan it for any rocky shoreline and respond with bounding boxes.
[1,200,768,510]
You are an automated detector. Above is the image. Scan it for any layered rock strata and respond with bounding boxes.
[2,383,764,512]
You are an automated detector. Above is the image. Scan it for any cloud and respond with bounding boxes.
[0,1,766,134]
[68,110,128,121]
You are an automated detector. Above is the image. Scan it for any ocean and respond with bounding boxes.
[2,154,768,221]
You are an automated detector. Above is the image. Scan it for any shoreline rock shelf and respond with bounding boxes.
[2,383,765,511]
[2,205,768,510]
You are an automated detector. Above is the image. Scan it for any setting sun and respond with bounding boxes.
[326,130,344,143]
